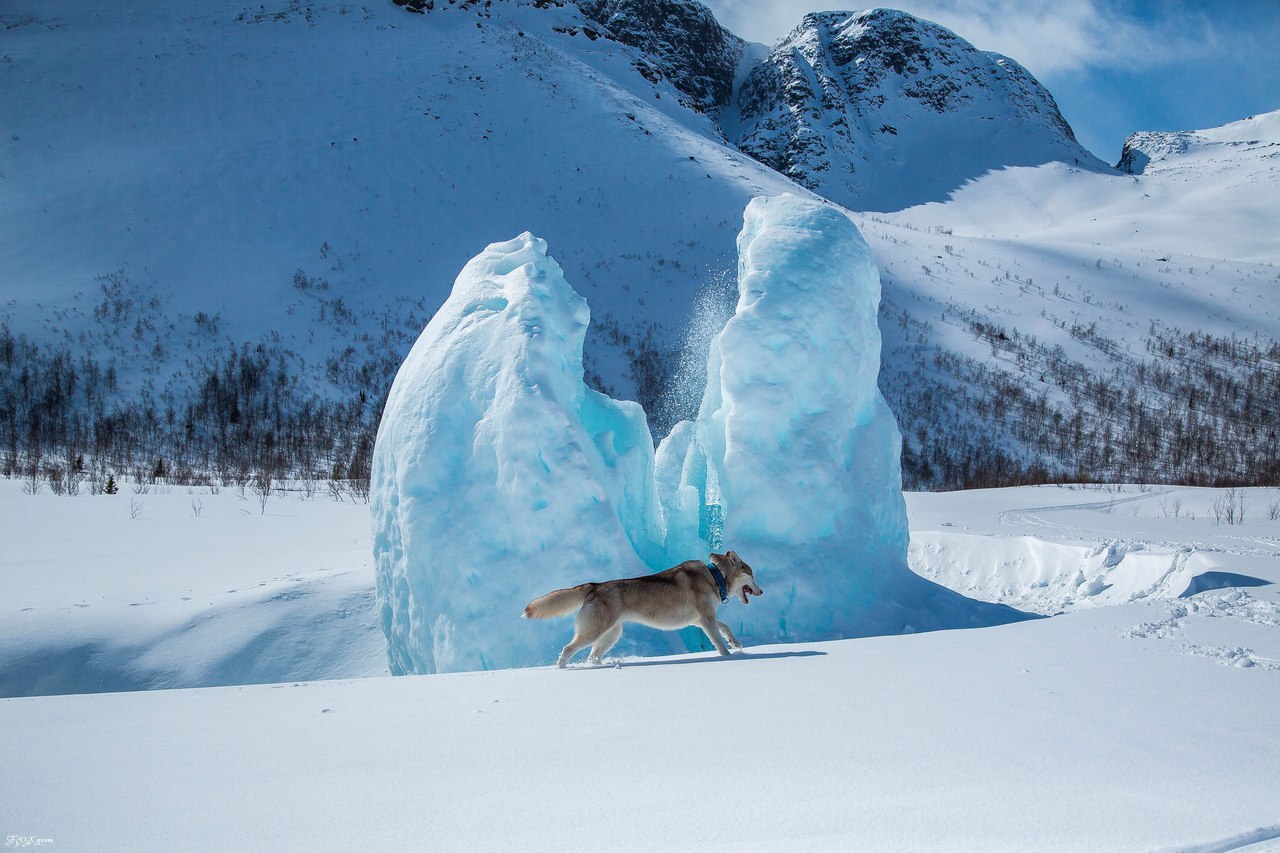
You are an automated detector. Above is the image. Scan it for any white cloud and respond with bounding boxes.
[705,0,1216,80]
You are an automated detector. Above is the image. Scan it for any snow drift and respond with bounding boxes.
[373,196,1027,674]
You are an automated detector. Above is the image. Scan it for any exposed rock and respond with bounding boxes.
[575,0,743,111]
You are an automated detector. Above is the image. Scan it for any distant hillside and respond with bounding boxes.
[0,0,1275,493]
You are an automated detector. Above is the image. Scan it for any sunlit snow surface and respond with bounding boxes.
[373,195,1025,674]
[3,480,1280,850]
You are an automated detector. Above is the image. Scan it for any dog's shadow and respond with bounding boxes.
[586,649,826,669]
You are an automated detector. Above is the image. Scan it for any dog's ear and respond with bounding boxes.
[726,550,740,564]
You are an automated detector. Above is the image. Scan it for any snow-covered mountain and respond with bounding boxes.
[576,0,744,112]
[728,8,1105,211]
[1,0,1276,491]
[1118,110,1280,176]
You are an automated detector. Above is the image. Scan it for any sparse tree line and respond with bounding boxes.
[881,300,1279,490]
[4,263,1278,497]
[1,263,440,500]
[0,324,379,501]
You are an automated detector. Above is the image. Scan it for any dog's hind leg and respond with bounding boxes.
[557,604,610,668]
[557,631,593,668]
[587,622,623,665]
[716,620,743,650]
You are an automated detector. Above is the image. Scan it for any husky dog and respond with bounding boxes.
[523,551,763,667]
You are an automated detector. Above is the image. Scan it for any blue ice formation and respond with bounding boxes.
[370,233,671,674]
[658,195,1026,643]
[372,196,1027,674]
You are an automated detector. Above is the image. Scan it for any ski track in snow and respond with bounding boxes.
[1000,492,1280,562]
[1161,823,1280,853]
[997,488,1173,530]
[992,487,1280,571]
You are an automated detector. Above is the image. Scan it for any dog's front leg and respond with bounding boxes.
[716,619,743,650]
[698,616,731,656]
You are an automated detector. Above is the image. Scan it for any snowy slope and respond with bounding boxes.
[1119,110,1280,177]
[894,108,1280,263]
[0,0,798,402]
[864,107,1280,486]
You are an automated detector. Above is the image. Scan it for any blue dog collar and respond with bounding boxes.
[706,561,729,603]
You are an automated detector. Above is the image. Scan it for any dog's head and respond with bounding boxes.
[715,550,763,605]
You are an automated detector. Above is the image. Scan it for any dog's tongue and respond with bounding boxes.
[740,588,749,605]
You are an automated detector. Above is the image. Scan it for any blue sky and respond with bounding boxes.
[703,0,1280,163]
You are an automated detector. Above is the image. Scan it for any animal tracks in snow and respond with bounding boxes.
[1124,590,1280,671]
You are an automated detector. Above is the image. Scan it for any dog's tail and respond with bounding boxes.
[523,584,589,619]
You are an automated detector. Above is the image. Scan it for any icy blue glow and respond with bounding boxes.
[657,194,1026,642]
[373,197,1026,674]
[370,233,671,674]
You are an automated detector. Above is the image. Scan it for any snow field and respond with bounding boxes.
[1,585,1278,851]
[4,478,1278,693]
[0,479,386,697]
[3,478,1278,847]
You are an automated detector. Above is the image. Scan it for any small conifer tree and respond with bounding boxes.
[104,473,118,495]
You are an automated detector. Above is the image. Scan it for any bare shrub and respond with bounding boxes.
[252,473,272,515]
[1211,488,1248,526]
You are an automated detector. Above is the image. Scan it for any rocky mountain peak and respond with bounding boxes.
[575,0,744,111]
[730,8,1100,211]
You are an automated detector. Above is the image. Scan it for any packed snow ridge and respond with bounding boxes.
[372,194,1028,674]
